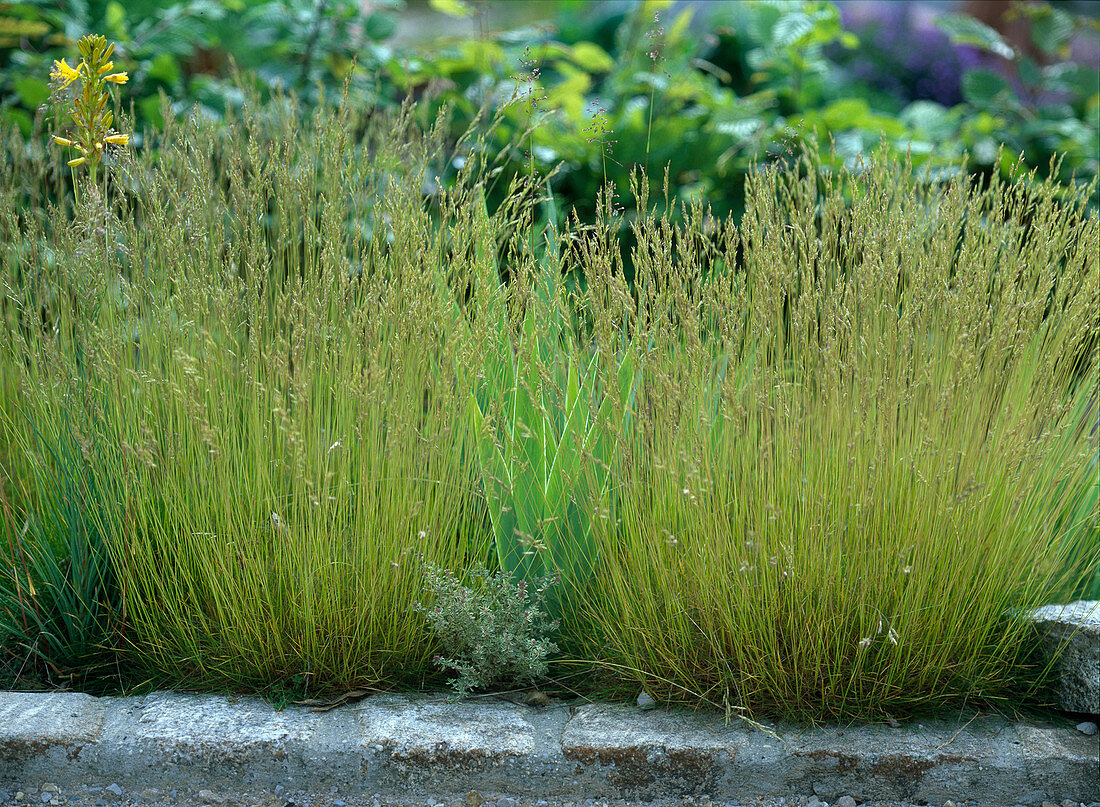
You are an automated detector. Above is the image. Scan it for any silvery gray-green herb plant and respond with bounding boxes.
[413,563,559,699]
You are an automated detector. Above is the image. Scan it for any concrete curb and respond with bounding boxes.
[1,691,1096,805]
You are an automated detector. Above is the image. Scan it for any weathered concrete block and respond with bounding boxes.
[0,691,104,763]
[354,694,564,796]
[559,704,1099,803]
[1028,600,1100,714]
[126,691,316,757]
[560,703,746,798]
[1016,719,1100,800]
[357,694,537,758]
[95,691,342,789]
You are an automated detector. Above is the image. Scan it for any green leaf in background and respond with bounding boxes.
[105,1,128,38]
[546,63,590,121]
[138,93,167,129]
[935,13,1015,59]
[1018,3,1076,57]
[1018,56,1042,88]
[771,11,815,49]
[364,11,397,42]
[808,97,906,138]
[961,69,1014,109]
[0,107,32,137]
[13,77,49,110]
[900,101,958,141]
[147,52,181,86]
[459,38,506,72]
[429,0,473,19]
[1044,63,1100,98]
[713,110,764,140]
[641,0,674,16]
[667,8,694,45]
[0,17,50,48]
[570,41,614,74]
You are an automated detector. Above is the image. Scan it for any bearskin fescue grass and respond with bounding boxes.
[1,84,1096,721]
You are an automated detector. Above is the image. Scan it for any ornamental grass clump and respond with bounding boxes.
[2,76,498,692]
[576,151,1098,722]
[0,55,1096,721]
[0,34,132,688]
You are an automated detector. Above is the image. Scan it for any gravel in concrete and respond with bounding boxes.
[3,781,1099,807]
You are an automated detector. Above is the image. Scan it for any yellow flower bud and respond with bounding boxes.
[103,72,129,84]
[97,61,115,75]
[51,136,74,147]
[67,156,86,167]
[104,133,129,146]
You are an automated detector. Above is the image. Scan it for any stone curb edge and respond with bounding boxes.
[1,691,1096,804]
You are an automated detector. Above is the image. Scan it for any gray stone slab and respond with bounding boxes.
[784,717,1098,803]
[95,691,344,790]
[558,704,1100,803]
[358,693,537,757]
[128,691,314,749]
[784,715,1024,804]
[1028,599,1100,714]
[0,691,104,762]
[355,694,569,795]
[561,703,747,798]
[1015,719,1100,802]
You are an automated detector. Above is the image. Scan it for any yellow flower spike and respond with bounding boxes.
[50,58,81,88]
[50,35,130,179]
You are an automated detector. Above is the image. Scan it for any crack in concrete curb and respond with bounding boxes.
[0,692,1096,803]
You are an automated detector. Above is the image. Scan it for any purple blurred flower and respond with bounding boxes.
[833,1,984,108]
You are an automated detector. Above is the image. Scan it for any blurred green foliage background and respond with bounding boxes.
[4,0,1098,226]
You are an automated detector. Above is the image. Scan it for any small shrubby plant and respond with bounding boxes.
[414,564,560,699]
